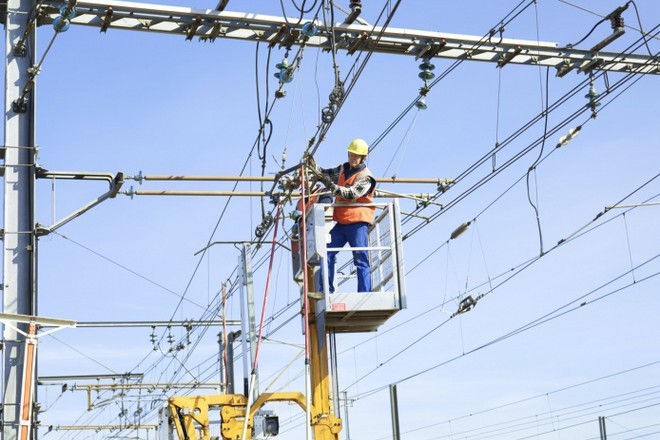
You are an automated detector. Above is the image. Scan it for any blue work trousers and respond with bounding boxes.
[327,222,371,293]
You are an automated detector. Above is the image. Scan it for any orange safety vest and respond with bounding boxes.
[333,166,375,225]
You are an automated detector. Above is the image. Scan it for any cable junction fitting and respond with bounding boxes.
[301,21,318,38]
[450,221,471,240]
[322,83,345,123]
[418,59,435,82]
[13,0,78,112]
[591,4,628,52]
[125,170,145,184]
[416,59,435,109]
[453,295,478,316]
[556,125,582,148]
[255,212,273,238]
[53,3,78,33]
[585,78,601,118]
[274,57,294,84]
[13,7,43,56]
[344,0,362,25]
[100,7,113,32]
[416,87,429,110]
[497,45,523,68]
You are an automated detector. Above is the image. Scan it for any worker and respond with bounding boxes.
[313,138,377,293]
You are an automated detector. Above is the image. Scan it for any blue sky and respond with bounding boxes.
[3,0,660,439]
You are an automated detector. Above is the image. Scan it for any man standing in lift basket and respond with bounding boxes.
[310,138,377,293]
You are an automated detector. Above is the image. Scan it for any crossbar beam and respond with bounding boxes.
[36,0,660,75]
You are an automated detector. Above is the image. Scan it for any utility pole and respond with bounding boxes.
[342,391,351,440]
[3,0,37,436]
[390,384,401,440]
[599,416,608,440]
[239,244,259,400]
[218,330,240,394]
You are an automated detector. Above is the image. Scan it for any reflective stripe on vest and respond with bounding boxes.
[333,166,375,224]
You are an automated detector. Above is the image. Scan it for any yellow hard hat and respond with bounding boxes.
[346,138,368,156]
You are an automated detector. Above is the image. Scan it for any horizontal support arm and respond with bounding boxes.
[35,0,660,75]
[134,173,454,185]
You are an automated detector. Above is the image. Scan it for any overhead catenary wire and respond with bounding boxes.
[136,174,452,184]
[274,364,660,439]
[558,0,660,48]
[307,0,404,156]
[525,66,551,256]
[338,174,660,397]
[342,315,453,391]
[350,255,660,402]
[381,108,422,178]
[409,196,659,333]
[257,0,322,218]
[365,21,658,242]
[384,379,660,440]
[279,0,320,25]
[177,4,576,298]
[401,37,660,240]
[372,184,660,372]
[50,231,206,310]
[369,0,538,154]
[414,399,660,440]
[153,40,307,345]
[84,271,240,433]
[473,183,660,314]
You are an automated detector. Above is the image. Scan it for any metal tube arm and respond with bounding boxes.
[36,169,124,235]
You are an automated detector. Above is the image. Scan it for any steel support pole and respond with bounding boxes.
[390,384,400,440]
[238,245,259,400]
[218,331,225,391]
[342,391,351,440]
[226,331,239,395]
[3,0,37,437]
[329,332,340,417]
[237,252,250,397]
[242,244,259,401]
[599,416,608,440]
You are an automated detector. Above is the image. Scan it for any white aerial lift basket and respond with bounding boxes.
[298,200,407,333]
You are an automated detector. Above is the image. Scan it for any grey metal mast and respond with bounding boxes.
[3,0,37,436]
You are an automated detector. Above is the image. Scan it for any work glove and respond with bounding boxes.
[320,174,335,190]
